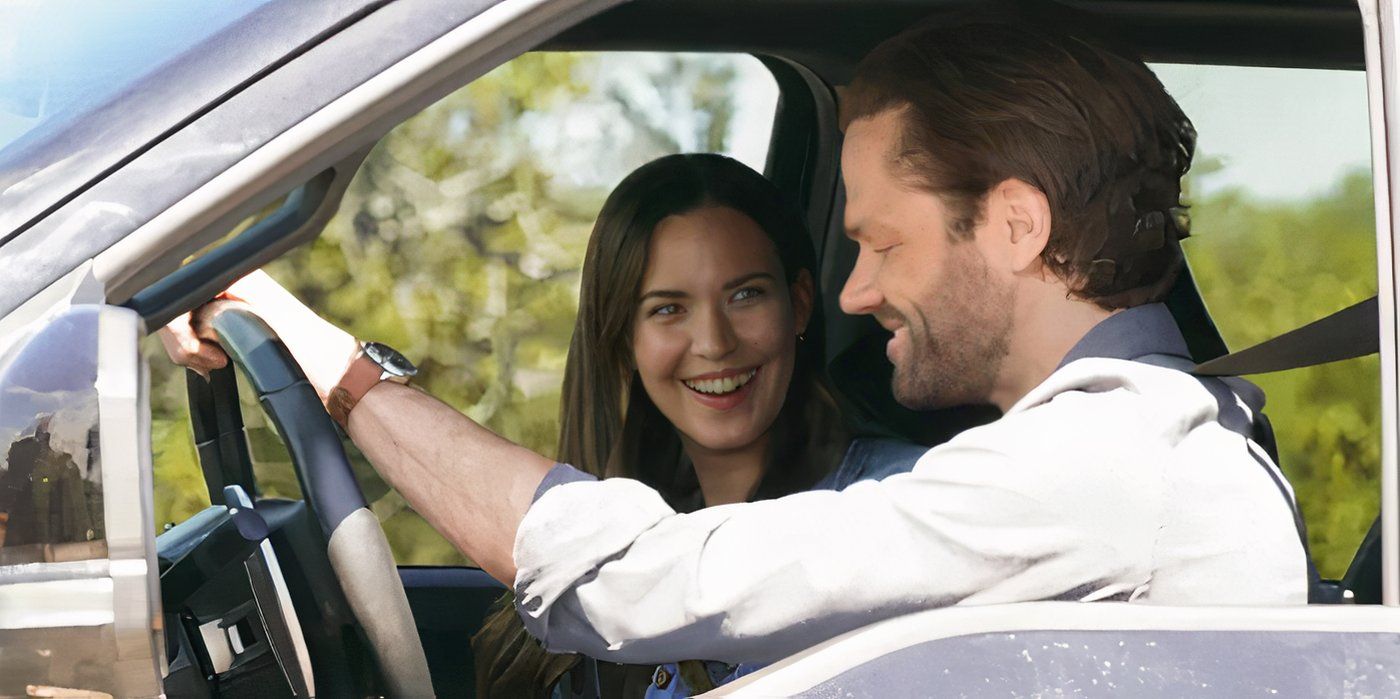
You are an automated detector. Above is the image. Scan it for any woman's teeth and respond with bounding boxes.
[684,369,757,395]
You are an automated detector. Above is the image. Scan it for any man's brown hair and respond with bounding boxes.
[841,9,1196,309]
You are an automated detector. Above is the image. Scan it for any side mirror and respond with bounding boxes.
[0,305,162,697]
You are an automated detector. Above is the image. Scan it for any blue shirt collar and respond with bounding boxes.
[1054,302,1267,419]
[1056,303,1192,369]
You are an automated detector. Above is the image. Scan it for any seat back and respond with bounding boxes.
[1342,517,1382,604]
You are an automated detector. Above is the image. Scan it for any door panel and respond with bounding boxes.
[800,628,1400,697]
[400,566,507,697]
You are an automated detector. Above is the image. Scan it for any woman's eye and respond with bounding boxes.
[873,243,900,255]
[649,303,681,317]
[731,287,765,303]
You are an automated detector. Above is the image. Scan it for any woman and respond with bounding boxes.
[471,153,925,698]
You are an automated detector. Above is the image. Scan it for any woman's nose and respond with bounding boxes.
[691,306,739,360]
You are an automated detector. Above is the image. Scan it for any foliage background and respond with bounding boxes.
[147,53,1380,578]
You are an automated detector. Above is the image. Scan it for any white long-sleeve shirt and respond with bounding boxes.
[511,305,1309,665]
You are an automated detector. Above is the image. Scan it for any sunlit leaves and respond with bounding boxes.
[1186,168,1379,577]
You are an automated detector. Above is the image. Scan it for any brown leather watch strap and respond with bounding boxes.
[325,386,356,430]
[326,349,388,429]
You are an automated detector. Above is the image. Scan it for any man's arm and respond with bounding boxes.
[164,271,550,582]
[513,395,1167,665]
[346,382,551,580]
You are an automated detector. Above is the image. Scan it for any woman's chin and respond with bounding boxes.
[681,423,768,455]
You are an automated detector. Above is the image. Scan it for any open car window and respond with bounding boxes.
[148,51,780,565]
[1157,62,1377,578]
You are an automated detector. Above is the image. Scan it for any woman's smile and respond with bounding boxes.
[681,365,761,411]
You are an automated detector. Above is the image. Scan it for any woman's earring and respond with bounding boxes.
[797,332,806,343]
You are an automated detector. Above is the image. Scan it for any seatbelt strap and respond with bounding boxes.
[1193,296,1377,376]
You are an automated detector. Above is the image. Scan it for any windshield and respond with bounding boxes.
[0,0,273,155]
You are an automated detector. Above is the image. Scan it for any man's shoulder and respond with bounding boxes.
[941,358,1226,468]
[1013,357,1221,422]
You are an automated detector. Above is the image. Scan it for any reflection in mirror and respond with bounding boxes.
[0,306,106,564]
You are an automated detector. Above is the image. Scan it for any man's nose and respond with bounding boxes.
[692,306,739,360]
[839,251,881,316]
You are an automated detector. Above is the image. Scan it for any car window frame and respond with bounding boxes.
[71,0,1400,613]
[1359,0,1399,606]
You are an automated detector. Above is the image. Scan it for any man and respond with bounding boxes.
[165,15,1307,667]
[0,415,94,548]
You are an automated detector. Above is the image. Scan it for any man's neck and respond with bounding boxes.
[989,287,1117,411]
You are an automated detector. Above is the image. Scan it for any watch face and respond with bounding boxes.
[363,342,419,378]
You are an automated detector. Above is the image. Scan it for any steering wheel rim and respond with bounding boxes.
[210,308,436,698]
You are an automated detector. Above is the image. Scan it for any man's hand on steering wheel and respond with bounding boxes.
[157,298,239,378]
[158,270,360,405]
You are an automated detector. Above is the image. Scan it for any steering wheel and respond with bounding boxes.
[210,308,436,697]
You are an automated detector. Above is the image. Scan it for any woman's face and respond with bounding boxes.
[632,205,812,455]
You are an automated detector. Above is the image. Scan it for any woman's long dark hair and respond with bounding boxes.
[473,154,847,698]
[558,153,843,507]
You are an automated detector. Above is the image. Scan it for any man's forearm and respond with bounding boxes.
[345,380,553,583]
[205,271,552,582]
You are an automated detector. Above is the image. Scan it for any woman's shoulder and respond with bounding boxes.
[813,437,929,492]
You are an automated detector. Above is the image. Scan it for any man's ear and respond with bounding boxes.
[991,178,1052,274]
[790,269,816,336]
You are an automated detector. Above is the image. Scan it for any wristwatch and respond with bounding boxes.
[326,341,419,428]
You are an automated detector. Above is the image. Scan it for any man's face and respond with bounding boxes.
[838,110,1014,409]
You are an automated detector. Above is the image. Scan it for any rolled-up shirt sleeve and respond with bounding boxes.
[533,462,598,501]
[512,391,1168,665]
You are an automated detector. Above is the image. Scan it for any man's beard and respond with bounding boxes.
[888,250,1014,410]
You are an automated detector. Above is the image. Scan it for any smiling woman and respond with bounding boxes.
[562,154,835,512]
[636,207,809,482]
[471,152,925,699]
